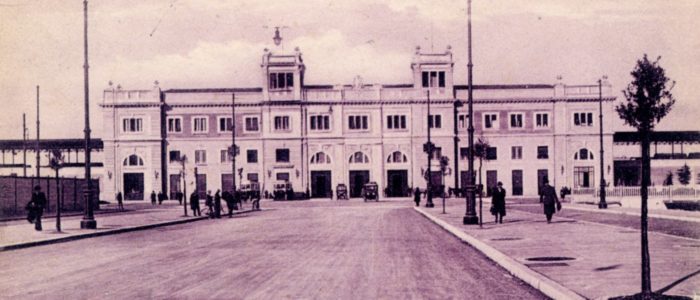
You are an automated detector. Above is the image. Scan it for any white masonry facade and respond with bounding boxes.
[100,46,615,201]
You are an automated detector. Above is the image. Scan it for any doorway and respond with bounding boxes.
[387,170,408,197]
[196,174,207,199]
[512,170,523,196]
[537,169,549,196]
[486,170,498,197]
[169,174,180,199]
[349,170,370,198]
[311,171,332,198]
[123,173,144,201]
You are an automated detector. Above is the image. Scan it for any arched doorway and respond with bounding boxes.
[122,154,145,200]
[348,151,370,197]
[310,152,332,198]
[386,151,409,197]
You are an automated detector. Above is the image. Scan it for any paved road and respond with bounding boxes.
[510,204,700,239]
[0,200,546,299]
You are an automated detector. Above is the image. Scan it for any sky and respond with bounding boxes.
[0,0,698,139]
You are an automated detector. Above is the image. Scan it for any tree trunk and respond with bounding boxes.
[640,130,652,297]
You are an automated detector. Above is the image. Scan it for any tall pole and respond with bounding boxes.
[231,94,237,203]
[426,90,434,207]
[463,0,478,225]
[80,0,96,229]
[35,86,40,178]
[23,113,27,177]
[598,78,607,209]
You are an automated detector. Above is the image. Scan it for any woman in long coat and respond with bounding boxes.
[491,182,507,224]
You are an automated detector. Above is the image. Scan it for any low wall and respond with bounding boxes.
[571,186,698,209]
[0,176,100,217]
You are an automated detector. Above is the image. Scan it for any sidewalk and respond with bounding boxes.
[416,199,700,299]
[0,202,254,251]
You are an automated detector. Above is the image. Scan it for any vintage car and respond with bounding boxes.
[273,181,292,200]
[362,181,379,202]
[336,183,348,200]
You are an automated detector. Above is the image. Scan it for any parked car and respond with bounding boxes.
[362,181,379,202]
[336,184,348,200]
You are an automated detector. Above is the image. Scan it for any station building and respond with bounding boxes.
[99,45,616,201]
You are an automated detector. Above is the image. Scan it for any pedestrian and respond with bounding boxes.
[490,182,507,224]
[213,189,222,218]
[540,179,561,223]
[157,191,164,205]
[205,190,214,217]
[176,191,183,205]
[116,191,124,211]
[150,190,156,205]
[413,187,421,207]
[26,185,47,231]
[190,191,201,216]
[223,190,233,217]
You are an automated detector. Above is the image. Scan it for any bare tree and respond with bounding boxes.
[473,136,490,227]
[616,54,675,299]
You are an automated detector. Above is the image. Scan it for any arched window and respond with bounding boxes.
[387,151,408,163]
[310,152,331,164]
[123,154,144,166]
[574,149,594,160]
[348,151,369,164]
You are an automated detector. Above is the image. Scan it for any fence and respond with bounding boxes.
[573,186,699,200]
[0,176,100,217]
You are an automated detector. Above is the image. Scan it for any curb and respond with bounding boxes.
[562,205,700,223]
[413,207,586,300]
[0,209,257,252]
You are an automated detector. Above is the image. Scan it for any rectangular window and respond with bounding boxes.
[310,115,330,131]
[122,118,143,133]
[247,149,258,163]
[276,149,290,163]
[193,117,208,133]
[484,113,498,129]
[537,146,549,159]
[169,150,181,163]
[274,116,290,131]
[573,112,594,126]
[535,113,549,128]
[276,172,290,181]
[247,173,259,182]
[167,117,182,133]
[460,147,470,160]
[244,116,259,132]
[220,149,233,163]
[195,150,207,164]
[386,115,406,130]
[421,71,446,88]
[218,117,233,132]
[269,72,294,90]
[428,115,442,129]
[486,147,497,160]
[348,115,369,130]
[458,114,469,130]
[511,146,522,160]
[509,113,523,128]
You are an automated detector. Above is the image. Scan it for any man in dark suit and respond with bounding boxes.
[27,185,47,231]
[150,191,157,205]
[540,179,560,223]
[190,191,201,216]
[491,182,507,224]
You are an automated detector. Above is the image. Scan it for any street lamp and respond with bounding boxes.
[463,0,479,225]
[453,100,463,196]
[179,154,188,216]
[598,77,608,209]
[424,90,435,208]
[230,93,239,208]
[80,0,96,229]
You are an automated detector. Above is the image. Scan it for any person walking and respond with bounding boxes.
[540,179,560,223]
[176,191,183,205]
[223,190,234,217]
[190,191,201,216]
[26,185,47,231]
[150,191,156,205]
[413,188,421,207]
[490,182,507,224]
[157,191,164,205]
[213,189,222,219]
[116,191,124,211]
[205,190,214,218]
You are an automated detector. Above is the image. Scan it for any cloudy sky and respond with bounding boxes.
[1,0,698,138]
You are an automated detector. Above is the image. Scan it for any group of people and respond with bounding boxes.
[190,189,246,218]
[150,191,169,205]
[413,179,562,224]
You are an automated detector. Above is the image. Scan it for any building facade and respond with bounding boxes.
[100,46,616,201]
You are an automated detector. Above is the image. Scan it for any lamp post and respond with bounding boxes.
[598,77,608,209]
[80,0,96,229]
[425,90,435,208]
[463,0,478,225]
[231,93,238,208]
[453,100,463,196]
[180,154,188,216]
